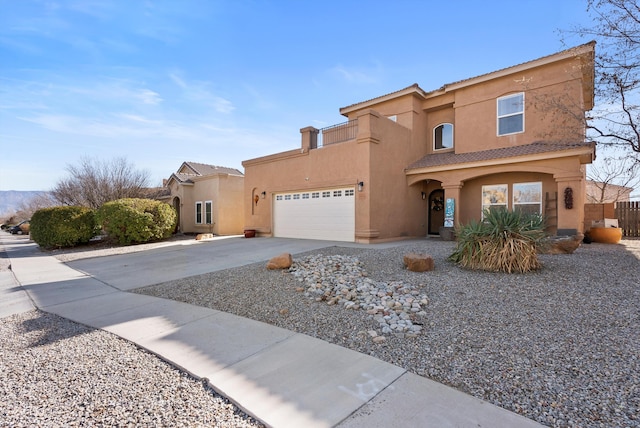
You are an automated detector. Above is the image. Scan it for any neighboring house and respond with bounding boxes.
[164,162,244,235]
[242,42,596,243]
[586,180,633,203]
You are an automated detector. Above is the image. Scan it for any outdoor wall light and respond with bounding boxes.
[357,181,364,192]
[261,191,266,199]
[421,192,426,200]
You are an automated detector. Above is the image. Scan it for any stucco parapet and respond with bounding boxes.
[242,149,307,167]
[355,109,383,144]
[300,126,319,133]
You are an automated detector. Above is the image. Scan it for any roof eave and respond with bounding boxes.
[339,83,428,117]
[406,145,595,176]
[441,42,596,94]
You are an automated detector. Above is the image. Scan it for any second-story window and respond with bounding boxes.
[434,123,454,150]
[497,93,524,136]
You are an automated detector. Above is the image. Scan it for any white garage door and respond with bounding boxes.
[273,188,355,242]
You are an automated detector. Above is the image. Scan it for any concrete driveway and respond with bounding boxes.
[66,236,362,291]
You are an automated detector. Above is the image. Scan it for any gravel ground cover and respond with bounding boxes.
[134,239,640,428]
[4,234,639,427]
[0,310,265,427]
[0,234,264,427]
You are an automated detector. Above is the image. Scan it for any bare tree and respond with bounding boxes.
[51,157,151,209]
[587,149,640,202]
[16,192,57,219]
[566,0,640,156]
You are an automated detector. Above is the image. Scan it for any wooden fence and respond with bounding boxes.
[615,201,640,237]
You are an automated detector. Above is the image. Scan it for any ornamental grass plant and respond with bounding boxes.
[448,209,547,273]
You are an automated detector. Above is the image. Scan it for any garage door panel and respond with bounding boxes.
[273,188,355,242]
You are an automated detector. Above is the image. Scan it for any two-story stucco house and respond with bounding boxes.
[165,162,244,236]
[242,42,596,243]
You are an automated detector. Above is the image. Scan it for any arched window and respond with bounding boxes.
[434,123,453,150]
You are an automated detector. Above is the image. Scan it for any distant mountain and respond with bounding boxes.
[0,191,47,215]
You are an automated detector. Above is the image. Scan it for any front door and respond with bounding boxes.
[428,189,445,235]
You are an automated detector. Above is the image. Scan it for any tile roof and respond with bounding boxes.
[170,173,196,184]
[436,41,595,93]
[406,141,595,171]
[166,162,243,185]
[340,83,424,112]
[182,162,243,177]
[340,42,595,114]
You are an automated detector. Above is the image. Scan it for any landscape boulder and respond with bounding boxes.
[540,234,584,255]
[267,253,293,270]
[403,253,435,272]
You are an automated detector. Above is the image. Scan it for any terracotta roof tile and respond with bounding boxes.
[406,141,595,171]
[183,162,243,177]
[341,42,595,113]
[171,173,196,184]
[340,83,422,112]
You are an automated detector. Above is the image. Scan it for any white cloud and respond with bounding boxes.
[136,89,162,105]
[169,72,187,89]
[116,113,162,125]
[168,72,235,113]
[329,63,381,84]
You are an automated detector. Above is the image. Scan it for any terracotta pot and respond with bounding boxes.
[244,229,256,238]
[588,227,622,244]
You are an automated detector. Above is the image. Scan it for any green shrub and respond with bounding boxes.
[448,209,547,273]
[96,198,176,245]
[30,206,97,249]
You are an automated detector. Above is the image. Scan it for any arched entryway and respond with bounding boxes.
[428,189,445,235]
[172,196,181,233]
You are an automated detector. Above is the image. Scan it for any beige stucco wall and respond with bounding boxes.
[243,43,594,241]
[216,174,244,235]
[169,174,244,235]
[426,56,587,156]
[244,110,425,241]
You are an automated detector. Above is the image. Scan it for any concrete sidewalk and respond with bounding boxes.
[1,234,542,427]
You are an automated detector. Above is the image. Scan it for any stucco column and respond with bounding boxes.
[355,109,381,144]
[441,182,463,227]
[555,174,586,234]
[300,126,319,151]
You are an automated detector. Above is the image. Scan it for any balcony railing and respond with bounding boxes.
[319,120,358,147]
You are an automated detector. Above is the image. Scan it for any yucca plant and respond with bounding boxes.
[449,209,546,273]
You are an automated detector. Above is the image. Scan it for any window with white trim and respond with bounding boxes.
[497,93,524,136]
[312,192,320,199]
[276,195,283,201]
[434,123,453,150]
[285,194,291,200]
[482,184,508,217]
[322,191,331,198]
[293,194,300,200]
[513,182,542,215]
[333,190,342,197]
[302,193,310,199]
[204,201,212,224]
[345,189,354,196]
[195,202,203,224]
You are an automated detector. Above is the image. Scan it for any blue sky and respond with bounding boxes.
[0,0,593,191]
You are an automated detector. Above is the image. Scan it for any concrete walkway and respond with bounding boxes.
[1,233,543,427]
